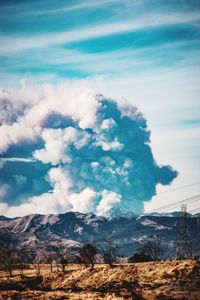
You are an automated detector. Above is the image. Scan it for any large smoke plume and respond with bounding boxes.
[0,82,178,217]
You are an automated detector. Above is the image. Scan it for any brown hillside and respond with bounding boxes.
[0,260,200,299]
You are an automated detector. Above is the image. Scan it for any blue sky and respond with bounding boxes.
[0,0,200,81]
[0,0,200,216]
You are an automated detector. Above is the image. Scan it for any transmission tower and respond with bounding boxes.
[176,204,192,259]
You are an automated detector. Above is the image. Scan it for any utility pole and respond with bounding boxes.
[176,204,192,260]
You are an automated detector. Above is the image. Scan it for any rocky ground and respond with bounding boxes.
[0,260,200,299]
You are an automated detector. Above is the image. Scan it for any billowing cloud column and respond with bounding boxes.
[0,83,178,217]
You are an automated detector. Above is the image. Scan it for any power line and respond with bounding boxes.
[146,197,200,213]
[145,195,200,213]
[188,207,200,214]
[145,194,200,214]
[157,182,200,195]
[156,197,200,213]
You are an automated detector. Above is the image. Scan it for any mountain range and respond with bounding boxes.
[0,212,199,258]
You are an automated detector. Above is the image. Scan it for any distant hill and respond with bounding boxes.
[0,212,199,257]
[0,215,16,221]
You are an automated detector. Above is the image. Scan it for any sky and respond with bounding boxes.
[0,0,200,217]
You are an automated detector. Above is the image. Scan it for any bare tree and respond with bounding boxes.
[35,255,40,275]
[140,235,163,261]
[53,240,73,273]
[28,241,45,275]
[79,243,97,270]
[0,229,19,277]
[40,239,54,273]
[129,251,152,263]
[18,245,29,276]
[103,240,118,267]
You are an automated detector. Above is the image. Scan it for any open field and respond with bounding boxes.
[0,260,200,299]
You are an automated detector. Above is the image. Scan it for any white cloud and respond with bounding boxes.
[22,82,99,129]
[0,123,39,154]
[91,162,99,168]
[1,167,98,217]
[0,12,199,54]
[0,81,99,154]
[0,202,8,215]
[101,118,116,130]
[47,167,72,210]
[96,138,123,151]
[29,0,118,16]
[70,187,97,214]
[33,127,90,165]
[2,193,58,217]
[2,167,72,217]
[34,128,74,165]
[0,157,34,164]
[96,190,121,215]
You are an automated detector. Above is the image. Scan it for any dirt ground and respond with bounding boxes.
[0,260,199,299]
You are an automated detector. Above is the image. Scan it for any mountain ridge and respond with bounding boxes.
[0,211,199,257]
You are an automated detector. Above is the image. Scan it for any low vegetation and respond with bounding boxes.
[0,260,199,299]
[0,229,199,299]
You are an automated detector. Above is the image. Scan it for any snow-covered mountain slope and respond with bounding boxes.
[0,212,199,257]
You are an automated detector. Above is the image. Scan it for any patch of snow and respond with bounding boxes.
[140,218,168,230]
[41,214,59,225]
[138,213,175,218]
[138,235,148,243]
[74,225,83,235]
[13,214,35,232]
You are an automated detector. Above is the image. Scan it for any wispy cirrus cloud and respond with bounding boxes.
[0,0,118,17]
[29,0,119,16]
[0,11,199,54]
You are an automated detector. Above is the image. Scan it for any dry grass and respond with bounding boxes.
[0,260,199,299]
